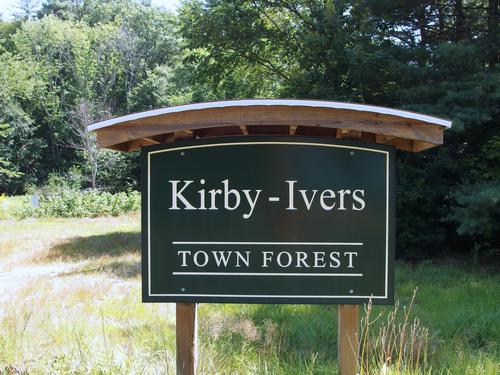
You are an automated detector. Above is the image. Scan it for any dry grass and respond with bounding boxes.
[358,290,431,375]
[0,214,162,374]
[0,278,176,374]
[0,215,139,259]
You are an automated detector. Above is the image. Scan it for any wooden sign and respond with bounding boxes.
[90,99,450,375]
[142,136,395,304]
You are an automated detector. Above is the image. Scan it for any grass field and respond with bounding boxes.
[0,215,498,374]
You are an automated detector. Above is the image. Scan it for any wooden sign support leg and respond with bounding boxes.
[338,304,359,375]
[176,302,198,375]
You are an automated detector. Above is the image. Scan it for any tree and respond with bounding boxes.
[14,0,40,20]
[1,0,497,259]
[1,2,181,193]
[178,0,500,258]
[0,52,45,193]
[36,0,81,20]
[0,124,23,179]
[67,99,107,189]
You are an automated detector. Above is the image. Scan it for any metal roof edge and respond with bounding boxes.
[87,99,452,132]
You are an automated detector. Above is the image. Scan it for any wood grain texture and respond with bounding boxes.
[176,303,198,375]
[95,105,445,151]
[338,304,360,375]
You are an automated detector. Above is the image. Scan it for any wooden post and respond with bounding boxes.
[338,304,359,375]
[176,302,198,375]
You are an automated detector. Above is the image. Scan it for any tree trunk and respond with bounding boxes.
[454,0,468,41]
[417,6,428,47]
[438,0,446,39]
[91,159,97,189]
[487,0,499,69]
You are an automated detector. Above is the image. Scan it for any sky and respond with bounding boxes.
[0,0,181,20]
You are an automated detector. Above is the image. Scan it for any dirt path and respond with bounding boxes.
[0,216,141,317]
[0,262,77,307]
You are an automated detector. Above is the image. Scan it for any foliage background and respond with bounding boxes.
[0,0,499,260]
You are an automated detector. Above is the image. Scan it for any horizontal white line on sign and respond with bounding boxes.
[173,272,363,277]
[268,197,280,202]
[150,293,385,298]
[172,241,363,246]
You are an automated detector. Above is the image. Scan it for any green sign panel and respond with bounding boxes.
[142,137,395,304]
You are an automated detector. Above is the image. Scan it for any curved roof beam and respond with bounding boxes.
[87,99,451,152]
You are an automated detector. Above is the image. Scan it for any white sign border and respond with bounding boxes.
[147,141,390,300]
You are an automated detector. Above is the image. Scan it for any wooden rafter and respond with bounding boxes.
[89,100,450,152]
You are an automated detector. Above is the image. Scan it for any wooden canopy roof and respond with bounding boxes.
[87,99,451,152]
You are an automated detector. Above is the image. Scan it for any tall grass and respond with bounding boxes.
[0,216,499,374]
[358,290,430,375]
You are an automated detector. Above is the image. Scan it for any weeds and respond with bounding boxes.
[0,216,499,374]
[358,290,430,375]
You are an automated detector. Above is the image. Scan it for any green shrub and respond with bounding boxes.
[9,190,140,219]
[0,194,29,219]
